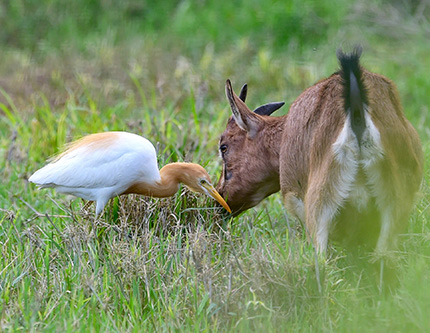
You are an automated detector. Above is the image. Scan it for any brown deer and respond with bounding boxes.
[216,48,423,253]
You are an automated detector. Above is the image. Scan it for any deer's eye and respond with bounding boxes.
[220,144,228,154]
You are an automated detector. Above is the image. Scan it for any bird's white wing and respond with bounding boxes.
[29,132,161,189]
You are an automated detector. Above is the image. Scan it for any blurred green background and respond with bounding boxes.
[1,0,429,114]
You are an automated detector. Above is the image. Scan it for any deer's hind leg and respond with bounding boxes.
[305,121,361,253]
[305,163,357,254]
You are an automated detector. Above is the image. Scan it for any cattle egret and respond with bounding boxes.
[29,131,231,215]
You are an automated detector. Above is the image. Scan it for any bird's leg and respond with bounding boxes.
[77,200,98,236]
[80,200,94,214]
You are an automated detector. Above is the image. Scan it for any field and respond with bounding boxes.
[1,0,430,331]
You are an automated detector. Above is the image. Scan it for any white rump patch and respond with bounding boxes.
[360,111,384,167]
[310,107,387,252]
[332,114,360,205]
[332,108,385,211]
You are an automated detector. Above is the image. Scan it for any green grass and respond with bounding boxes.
[1,0,430,331]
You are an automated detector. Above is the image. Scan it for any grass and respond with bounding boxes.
[1,0,430,331]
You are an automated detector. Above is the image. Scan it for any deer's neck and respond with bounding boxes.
[262,116,287,175]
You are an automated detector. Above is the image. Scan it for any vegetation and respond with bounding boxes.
[1,0,429,331]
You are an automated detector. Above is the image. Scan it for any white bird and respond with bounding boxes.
[29,131,231,215]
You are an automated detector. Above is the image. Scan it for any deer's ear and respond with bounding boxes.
[225,79,261,138]
[239,83,247,102]
[253,101,285,116]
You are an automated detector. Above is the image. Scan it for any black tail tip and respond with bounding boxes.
[336,45,363,63]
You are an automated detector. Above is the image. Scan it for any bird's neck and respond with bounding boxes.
[125,163,191,198]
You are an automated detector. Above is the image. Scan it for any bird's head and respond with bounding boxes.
[181,164,232,213]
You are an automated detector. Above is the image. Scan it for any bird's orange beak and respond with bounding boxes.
[202,183,232,213]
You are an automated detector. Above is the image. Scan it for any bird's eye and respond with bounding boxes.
[200,179,209,185]
[220,144,228,154]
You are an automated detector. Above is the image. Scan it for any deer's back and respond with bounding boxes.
[279,70,422,201]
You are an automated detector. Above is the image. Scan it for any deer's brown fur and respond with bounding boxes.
[217,49,423,253]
